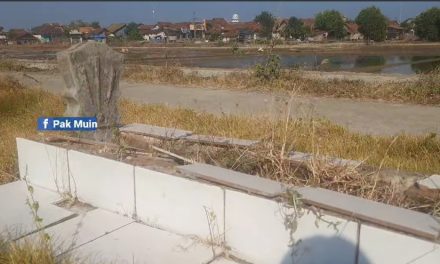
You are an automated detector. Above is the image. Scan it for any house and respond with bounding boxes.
[387,20,404,40]
[69,29,83,44]
[107,23,127,38]
[189,21,206,39]
[8,29,40,45]
[345,22,363,41]
[0,26,7,45]
[307,31,328,42]
[89,28,107,42]
[31,23,65,43]
[301,18,315,33]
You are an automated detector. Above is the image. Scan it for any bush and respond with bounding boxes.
[253,54,282,81]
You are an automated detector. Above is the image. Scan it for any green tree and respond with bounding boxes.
[355,6,387,42]
[254,11,275,39]
[315,10,346,39]
[284,16,307,40]
[414,7,440,41]
[125,22,142,40]
[90,21,101,29]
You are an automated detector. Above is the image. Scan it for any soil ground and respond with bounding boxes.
[3,71,439,136]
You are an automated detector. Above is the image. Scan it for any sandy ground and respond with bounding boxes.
[10,60,416,84]
[4,71,439,136]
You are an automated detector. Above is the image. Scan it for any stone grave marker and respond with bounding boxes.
[57,42,124,142]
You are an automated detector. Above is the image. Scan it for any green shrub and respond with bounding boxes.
[253,54,282,81]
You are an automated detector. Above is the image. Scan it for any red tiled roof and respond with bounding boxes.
[345,22,359,34]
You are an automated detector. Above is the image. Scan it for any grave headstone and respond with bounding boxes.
[57,42,124,142]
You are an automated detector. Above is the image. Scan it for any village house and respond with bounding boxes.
[68,29,83,44]
[387,20,404,40]
[106,23,127,38]
[31,23,65,43]
[8,29,40,45]
[0,26,7,45]
[345,22,363,41]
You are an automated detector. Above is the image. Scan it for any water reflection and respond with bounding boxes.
[161,54,440,75]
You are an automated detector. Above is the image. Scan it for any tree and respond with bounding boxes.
[254,11,275,39]
[284,16,307,40]
[315,10,346,39]
[414,7,440,41]
[355,6,387,42]
[125,22,142,40]
[91,21,101,29]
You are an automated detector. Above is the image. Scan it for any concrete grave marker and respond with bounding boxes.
[57,42,124,141]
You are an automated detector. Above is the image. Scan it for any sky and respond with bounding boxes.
[0,1,439,30]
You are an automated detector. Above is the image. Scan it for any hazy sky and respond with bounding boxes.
[0,1,439,30]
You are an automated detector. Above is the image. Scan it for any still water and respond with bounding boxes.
[162,54,440,75]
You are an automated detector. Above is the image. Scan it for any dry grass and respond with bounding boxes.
[120,101,440,175]
[0,235,77,264]
[124,64,440,105]
[0,77,63,183]
[0,60,45,73]
[121,103,439,215]
[0,76,439,215]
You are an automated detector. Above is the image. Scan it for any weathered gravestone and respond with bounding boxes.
[57,42,124,142]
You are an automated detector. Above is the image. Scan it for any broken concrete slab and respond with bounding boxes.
[0,181,74,241]
[135,167,224,240]
[289,151,363,168]
[184,134,259,148]
[297,187,440,241]
[225,189,359,264]
[71,221,215,264]
[359,224,440,264]
[68,150,135,217]
[177,163,287,198]
[57,42,124,142]
[16,138,70,193]
[25,208,134,255]
[120,123,192,139]
[417,175,440,190]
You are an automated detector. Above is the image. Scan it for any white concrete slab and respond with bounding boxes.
[289,151,362,168]
[16,138,70,193]
[72,222,215,264]
[297,187,440,240]
[418,174,440,190]
[68,150,135,217]
[359,224,440,264]
[184,134,259,147]
[135,167,224,241]
[178,163,287,198]
[25,208,134,255]
[120,123,192,139]
[0,181,74,240]
[225,190,359,264]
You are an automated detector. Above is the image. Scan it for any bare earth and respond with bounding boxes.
[6,72,440,136]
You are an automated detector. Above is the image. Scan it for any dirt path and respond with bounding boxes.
[6,72,440,136]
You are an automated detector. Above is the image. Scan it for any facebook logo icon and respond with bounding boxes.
[37,117,98,131]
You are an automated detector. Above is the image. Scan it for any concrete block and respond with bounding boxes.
[120,123,192,139]
[184,134,259,147]
[16,138,69,193]
[225,190,359,264]
[359,224,440,264]
[289,151,362,168]
[178,163,286,198]
[26,208,133,255]
[135,167,224,240]
[68,150,135,217]
[418,174,440,189]
[297,187,440,240]
[0,181,74,240]
[72,222,215,264]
